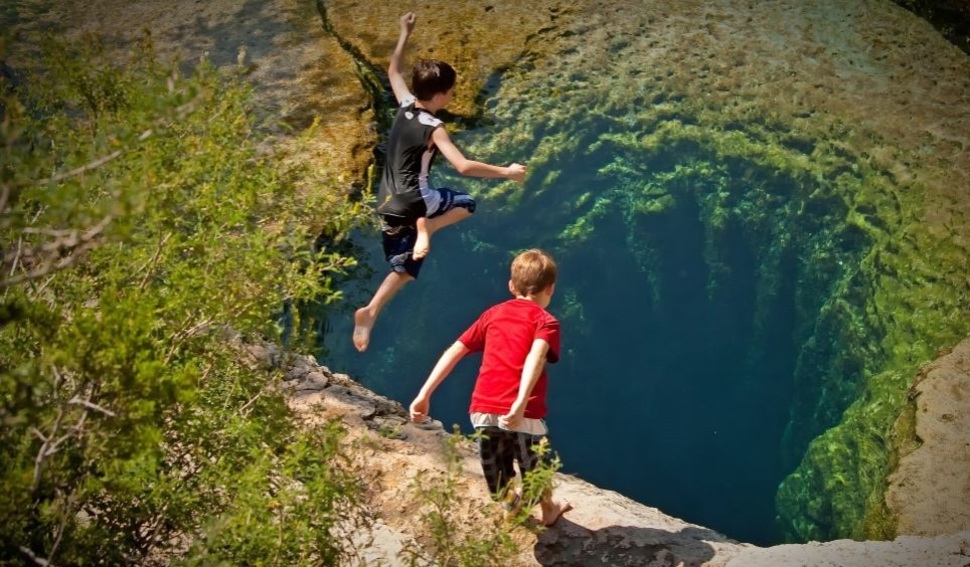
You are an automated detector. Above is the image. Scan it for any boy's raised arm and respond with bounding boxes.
[409,341,469,422]
[389,12,416,104]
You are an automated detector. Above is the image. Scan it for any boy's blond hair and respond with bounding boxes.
[510,249,557,296]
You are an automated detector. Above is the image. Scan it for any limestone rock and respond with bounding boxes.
[888,335,970,536]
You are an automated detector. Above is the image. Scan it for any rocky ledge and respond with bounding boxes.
[255,335,970,566]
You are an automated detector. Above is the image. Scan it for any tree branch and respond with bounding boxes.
[1,94,201,290]
[137,232,172,291]
[1,216,112,289]
[67,395,116,417]
[8,237,23,278]
[0,184,10,218]
[31,403,65,492]
[47,147,126,184]
[18,546,54,567]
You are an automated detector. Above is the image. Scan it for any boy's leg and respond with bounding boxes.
[413,216,432,261]
[427,206,473,233]
[413,208,472,260]
[477,427,517,500]
[353,270,413,352]
[354,222,423,352]
[413,189,475,260]
[514,433,572,527]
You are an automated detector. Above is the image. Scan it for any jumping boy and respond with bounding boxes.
[409,249,572,527]
[353,12,528,352]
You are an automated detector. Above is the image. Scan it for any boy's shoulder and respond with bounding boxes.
[488,298,558,321]
[392,98,443,131]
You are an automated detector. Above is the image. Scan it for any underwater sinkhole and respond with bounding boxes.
[324,132,873,546]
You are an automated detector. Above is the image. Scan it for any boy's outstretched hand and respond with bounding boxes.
[400,12,416,35]
[409,395,430,423]
[506,163,527,183]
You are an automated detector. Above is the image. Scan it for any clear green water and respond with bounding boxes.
[322,134,867,545]
[315,0,970,546]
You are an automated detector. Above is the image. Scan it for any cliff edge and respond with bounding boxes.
[263,337,970,566]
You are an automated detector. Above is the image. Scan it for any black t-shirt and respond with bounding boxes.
[376,97,444,225]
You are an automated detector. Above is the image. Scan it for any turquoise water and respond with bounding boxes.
[322,135,866,545]
[318,4,886,544]
[311,0,970,545]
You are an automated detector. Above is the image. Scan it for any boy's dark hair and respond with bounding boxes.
[411,59,456,101]
[510,249,557,296]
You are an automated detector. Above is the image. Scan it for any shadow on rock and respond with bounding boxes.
[535,521,723,567]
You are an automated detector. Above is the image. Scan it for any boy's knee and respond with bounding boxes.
[458,195,476,215]
[450,189,475,214]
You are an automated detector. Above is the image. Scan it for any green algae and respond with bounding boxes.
[777,367,909,541]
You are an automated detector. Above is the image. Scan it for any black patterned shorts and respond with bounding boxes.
[476,426,544,497]
[380,188,476,279]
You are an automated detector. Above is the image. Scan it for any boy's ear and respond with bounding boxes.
[542,282,556,299]
[430,90,448,107]
[508,279,517,296]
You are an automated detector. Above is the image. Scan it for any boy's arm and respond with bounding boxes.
[389,13,416,104]
[431,127,527,183]
[499,338,550,430]
[409,340,469,422]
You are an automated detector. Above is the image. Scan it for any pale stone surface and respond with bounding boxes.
[529,476,749,567]
[348,521,412,567]
[725,530,970,567]
[888,336,970,536]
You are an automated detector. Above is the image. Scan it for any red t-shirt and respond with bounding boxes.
[458,298,560,419]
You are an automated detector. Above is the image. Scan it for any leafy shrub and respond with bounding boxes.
[0,34,370,566]
[401,429,562,567]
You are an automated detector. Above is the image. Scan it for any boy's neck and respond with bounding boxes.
[514,293,550,309]
[415,99,441,114]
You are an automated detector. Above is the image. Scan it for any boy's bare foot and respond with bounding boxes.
[540,499,573,527]
[413,231,430,260]
[353,308,375,352]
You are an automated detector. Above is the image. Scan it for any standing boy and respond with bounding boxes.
[409,249,572,527]
[353,13,528,352]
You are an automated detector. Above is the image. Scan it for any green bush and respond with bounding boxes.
[401,429,561,567]
[1,34,370,565]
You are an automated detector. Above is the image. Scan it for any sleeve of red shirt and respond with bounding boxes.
[537,315,561,364]
[457,310,488,352]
